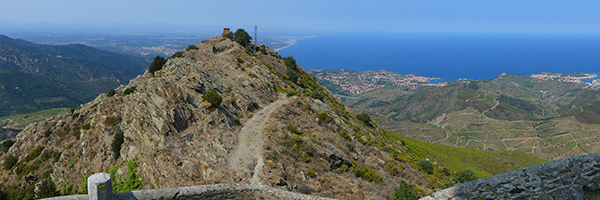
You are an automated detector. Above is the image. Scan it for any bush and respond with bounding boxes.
[123,86,136,96]
[1,140,15,153]
[202,90,222,107]
[284,56,297,69]
[82,123,91,130]
[71,113,80,120]
[107,88,116,97]
[223,32,234,40]
[3,154,17,170]
[317,112,331,123]
[453,169,478,184]
[23,146,45,162]
[185,45,199,51]
[393,180,422,200]
[306,168,315,178]
[44,129,52,137]
[310,90,324,101]
[417,159,434,175]
[148,55,167,75]
[357,113,373,127]
[37,179,57,198]
[170,51,184,59]
[339,130,351,140]
[112,130,125,160]
[286,124,302,135]
[233,29,252,47]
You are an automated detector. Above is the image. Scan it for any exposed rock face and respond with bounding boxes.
[421,153,600,199]
[2,36,428,199]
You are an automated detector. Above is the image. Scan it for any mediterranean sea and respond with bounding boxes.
[277,32,600,82]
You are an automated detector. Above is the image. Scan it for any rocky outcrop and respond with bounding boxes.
[421,153,600,199]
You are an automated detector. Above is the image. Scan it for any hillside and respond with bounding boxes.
[321,70,600,160]
[0,35,545,199]
[0,35,149,116]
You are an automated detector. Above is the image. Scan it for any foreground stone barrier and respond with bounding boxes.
[421,153,600,199]
[42,183,336,200]
[87,173,113,200]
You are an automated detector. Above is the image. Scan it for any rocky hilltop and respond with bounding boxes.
[0,36,434,199]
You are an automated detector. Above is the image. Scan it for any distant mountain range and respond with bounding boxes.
[0,35,150,116]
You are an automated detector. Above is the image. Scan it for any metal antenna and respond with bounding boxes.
[253,25,257,53]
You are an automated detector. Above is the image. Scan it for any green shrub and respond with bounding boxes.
[339,130,351,140]
[357,113,373,127]
[123,86,136,96]
[185,45,199,51]
[40,150,62,163]
[114,157,143,193]
[310,90,324,101]
[202,90,222,107]
[107,88,116,97]
[233,29,252,47]
[417,159,434,175]
[112,130,125,160]
[393,180,421,200]
[352,165,382,183]
[23,146,45,162]
[306,168,315,178]
[44,129,52,137]
[37,179,58,198]
[71,113,80,120]
[223,32,234,40]
[170,51,184,59]
[317,112,331,123]
[2,140,15,153]
[82,123,91,130]
[286,124,302,135]
[3,154,17,170]
[286,89,298,97]
[148,56,167,75]
[385,162,399,175]
[60,182,76,196]
[453,169,478,184]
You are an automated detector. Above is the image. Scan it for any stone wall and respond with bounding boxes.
[42,183,336,200]
[421,154,600,199]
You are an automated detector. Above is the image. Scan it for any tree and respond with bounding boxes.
[417,159,434,175]
[106,88,116,97]
[111,130,124,160]
[202,90,222,107]
[357,113,373,127]
[393,180,421,200]
[453,169,478,184]
[233,28,252,47]
[37,179,58,198]
[148,56,167,75]
[3,154,17,170]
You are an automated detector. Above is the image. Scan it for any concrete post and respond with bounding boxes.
[87,173,113,200]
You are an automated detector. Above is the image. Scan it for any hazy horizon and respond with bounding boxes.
[2,1,600,34]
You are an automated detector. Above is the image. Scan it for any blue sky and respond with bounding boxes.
[1,0,599,33]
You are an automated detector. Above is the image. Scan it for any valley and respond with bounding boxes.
[314,69,600,161]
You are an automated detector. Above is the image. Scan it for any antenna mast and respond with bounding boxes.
[253,25,257,53]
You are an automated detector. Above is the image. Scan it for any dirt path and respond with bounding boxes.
[228,94,287,185]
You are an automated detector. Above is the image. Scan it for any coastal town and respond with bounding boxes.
[308,69,447,95]
[531,72,599,86]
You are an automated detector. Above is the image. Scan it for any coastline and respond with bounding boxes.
[274,34,326,51]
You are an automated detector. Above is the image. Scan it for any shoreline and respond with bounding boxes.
[274,34,328,51]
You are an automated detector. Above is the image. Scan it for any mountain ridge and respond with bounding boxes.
[0,34,149,116]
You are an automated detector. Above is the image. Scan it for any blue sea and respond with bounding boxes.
[277,32,600,82]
